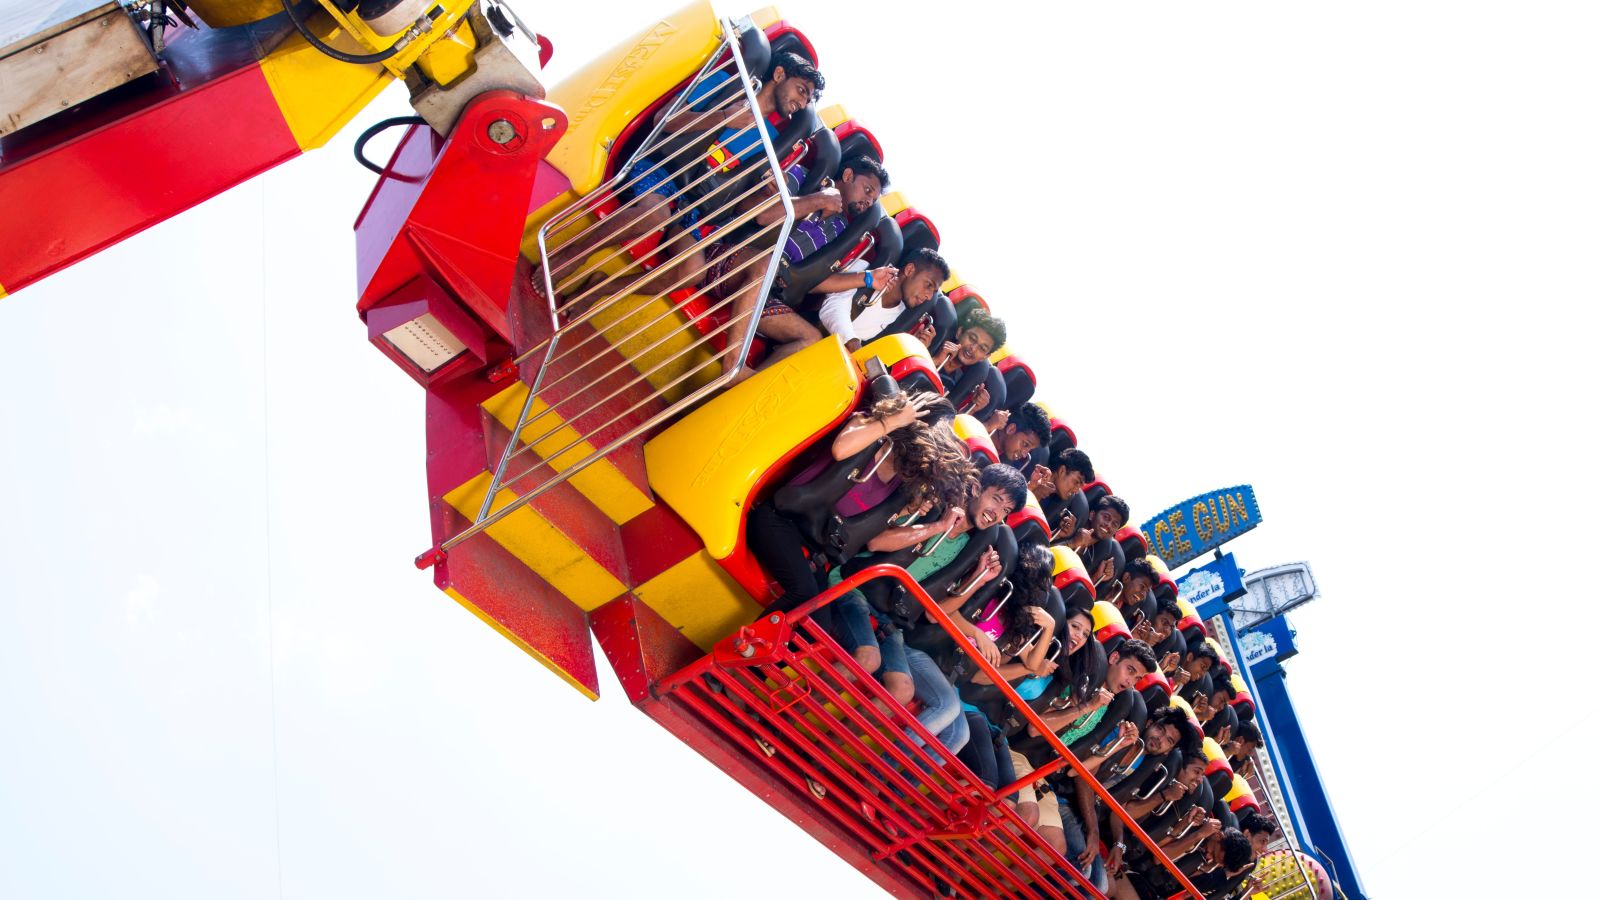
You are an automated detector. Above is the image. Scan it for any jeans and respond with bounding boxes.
[906,646,968,754]
[831,592,909,674]
[956,710,1018,796]
[1059,797,1109,892]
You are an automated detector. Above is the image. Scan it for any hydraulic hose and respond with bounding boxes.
[353,116,429,177]
[280,0,400,65]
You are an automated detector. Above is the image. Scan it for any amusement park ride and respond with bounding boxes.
[1,1,1367,897]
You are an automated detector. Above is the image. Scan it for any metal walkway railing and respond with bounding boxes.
[438,18,797,556]
[658,564,1209,900]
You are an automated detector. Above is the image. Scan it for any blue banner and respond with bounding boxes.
[1241,614,1298,670]
[1141,485,1261,569]
[1176,553,1246,618]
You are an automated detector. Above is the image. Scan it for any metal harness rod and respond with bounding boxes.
[441,19,797,553]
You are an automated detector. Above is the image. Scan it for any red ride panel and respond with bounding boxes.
[0,30,299,293]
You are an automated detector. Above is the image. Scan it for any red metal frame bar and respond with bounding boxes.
[659,564,1205,899]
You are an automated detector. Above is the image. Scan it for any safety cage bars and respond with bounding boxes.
[439,17,798,554]
[656,564,1210,900]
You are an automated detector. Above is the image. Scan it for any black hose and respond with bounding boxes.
[354,115,428,177]
[280,0,400,65]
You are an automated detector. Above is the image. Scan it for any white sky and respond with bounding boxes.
[3,1,1598,897]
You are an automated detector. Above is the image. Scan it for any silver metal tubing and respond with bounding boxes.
[532,178,781,365]
[916,520,960,558]
[516,181,779,368]
[495,248,777,473]
[534,48,738,243]
[443,311,775,551]
[475,372,542,523]
[495,297,763,489]
[1130,765,1168,801]
[974,579,1014,618]
[1015,623,1044,655]
[550,157,777,316]
[446,18,797,552]
[506,209,781,441]
[547,105,760,294]
[1044,637,1063,663]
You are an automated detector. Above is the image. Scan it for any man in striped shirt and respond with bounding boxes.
[677,155,892,380]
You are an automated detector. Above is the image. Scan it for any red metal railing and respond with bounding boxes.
[657,564,1205,899]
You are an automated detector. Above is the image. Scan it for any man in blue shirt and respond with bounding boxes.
[537,51,824,300]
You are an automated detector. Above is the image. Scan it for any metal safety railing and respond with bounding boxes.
[657,564,1209,900]
[437,18,798,555]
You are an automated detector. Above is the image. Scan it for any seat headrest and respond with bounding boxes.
[1008,494,1049,546]
[865,213,904,267]
[765,24,817,65]
[835,121,883,164]
[736,23,773,87]
[950,414,997,465]
[1116,526,1149,560]
[947,283,989,313]
[1176,598,1204,635]
[889,356,942,396]
[894,208,940,255]
[1047,418,1077,452]
[1082,479,1113,508]
[997,356,1037,410]
[1136,671,1173,697]
[1091,600,1130,643]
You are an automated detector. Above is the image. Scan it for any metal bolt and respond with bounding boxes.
[739,644,756,658]
[541,116,558,132]
[486,118,518,144]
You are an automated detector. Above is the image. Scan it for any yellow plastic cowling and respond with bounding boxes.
[940,270,964,294]
[851,331,931,372]
[1147,555,1172,579]
[1224,773,1254,806]
[542,0,725,196]
[1202,736,1227,763]
[1050,545,1087,580]
[1090,599,1126,635]
[1176,598,1201,622]
[880,191,908,217]
[1169,693,1196,722]
[644,337,861,559]
[1231,672,1249,695]
[818,103,850,130]
[747,6,783,28]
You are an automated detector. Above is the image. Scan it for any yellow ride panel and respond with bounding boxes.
[541,0,724,196]
[443,588,600,700]
[632,550,760,651]
[644,337,860,559]
[479,382,654,524]
[443,472,627,611]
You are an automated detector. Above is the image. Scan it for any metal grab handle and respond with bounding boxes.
[1130,764,1169,801]
[1100,578,1124,606]
[970,578,1014,617]
[847,439,892,483]
[1044,636,1063,663]
[1015,623,1045,655]
[916,519,959,557]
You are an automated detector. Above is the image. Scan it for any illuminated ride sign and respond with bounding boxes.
[1142,485,1261,569]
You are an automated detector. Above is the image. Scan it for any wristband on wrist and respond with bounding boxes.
[863,271,873,289]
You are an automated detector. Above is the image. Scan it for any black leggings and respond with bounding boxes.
[956,710,1019,799]
[746,502,827,615]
